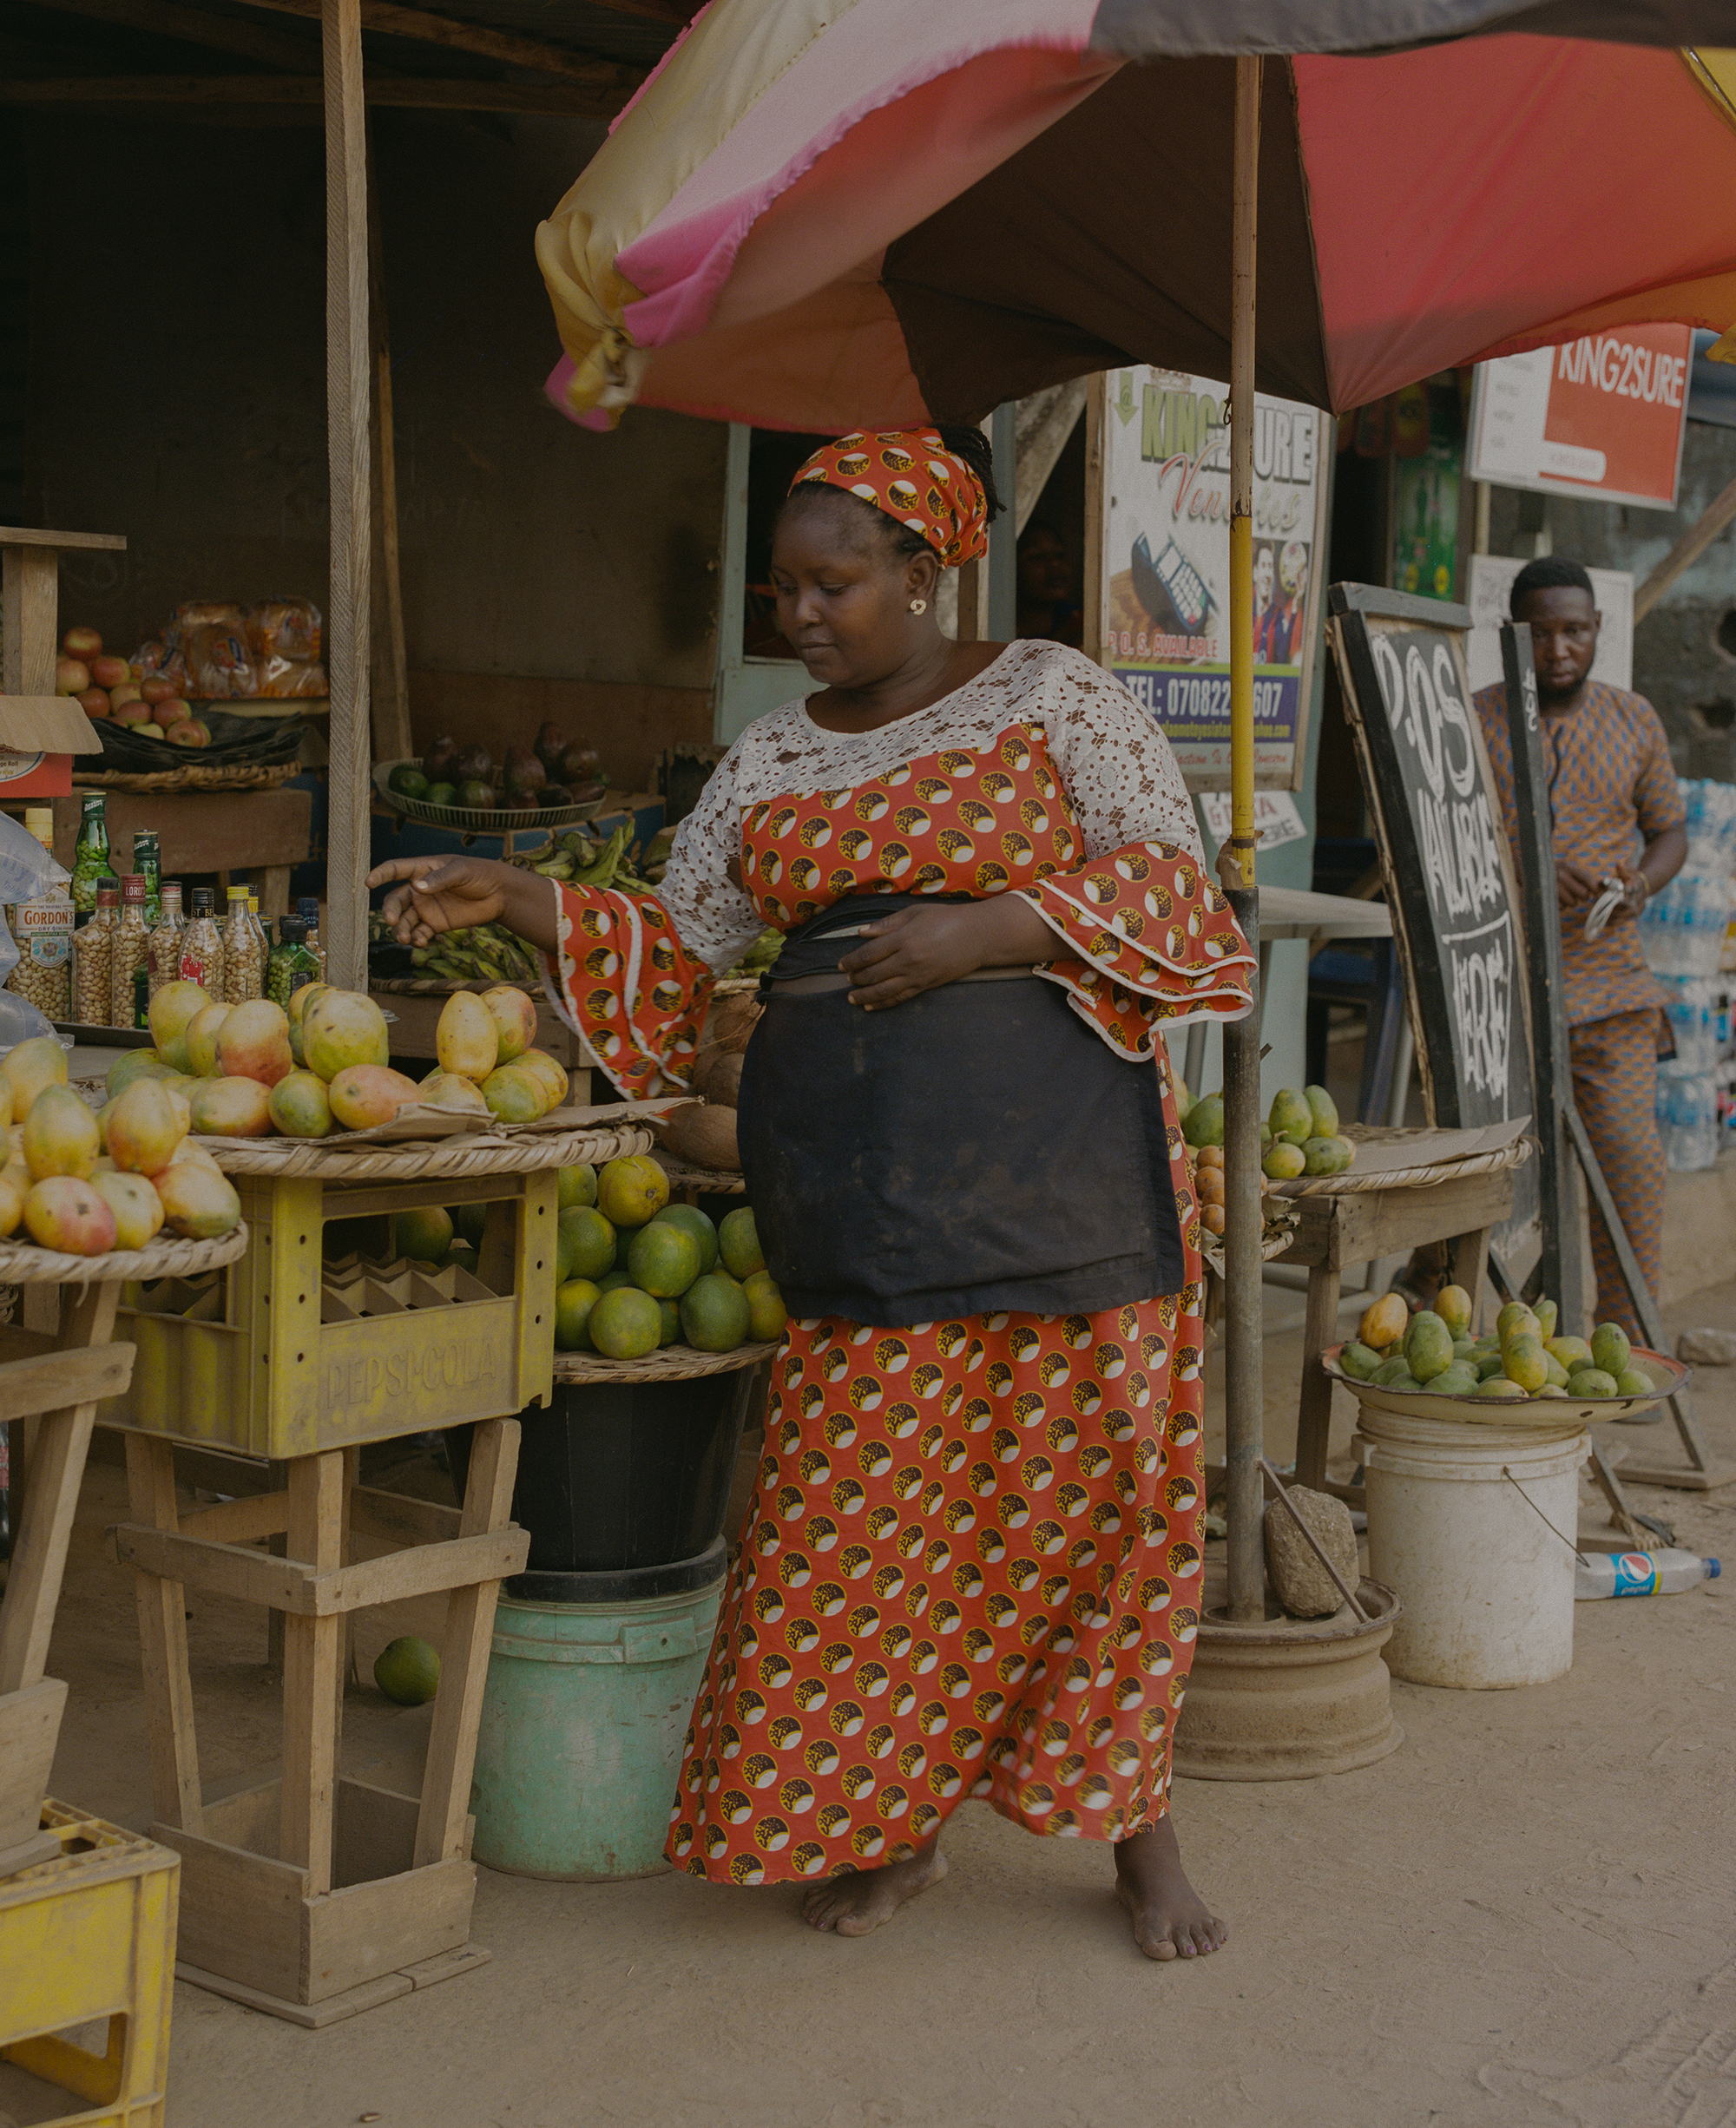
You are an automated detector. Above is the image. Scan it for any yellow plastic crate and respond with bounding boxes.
[0,1802,180,2128]
[101,1166,558,1459]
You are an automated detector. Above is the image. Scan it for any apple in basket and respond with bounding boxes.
[62,625,102,665]
[55,657,89,695]
[90,655,130,689]
[76,689,109,718]
[168,719,212,748]
[154,697,193,727]
[112,698,154,726]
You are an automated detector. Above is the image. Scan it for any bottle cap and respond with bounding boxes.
[122,873,148,901]
[95,883,119,906]
[161,880,182,900]
[279,916,308,944]
[191,888,214,916]
[23,806,53,838]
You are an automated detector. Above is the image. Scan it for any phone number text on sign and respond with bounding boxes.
[1115,667,1299,767]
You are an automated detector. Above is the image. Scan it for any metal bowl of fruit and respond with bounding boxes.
[1322,1292,1688,1426]
[376,730,607,833]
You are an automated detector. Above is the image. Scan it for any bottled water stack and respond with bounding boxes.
[1643,778,1736,1170]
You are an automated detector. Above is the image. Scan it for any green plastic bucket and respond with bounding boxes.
[470,1541,725,1881]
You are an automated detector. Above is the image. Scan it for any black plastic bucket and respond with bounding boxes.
[448,1361,760,1574]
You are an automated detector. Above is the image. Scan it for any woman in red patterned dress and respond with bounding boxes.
[370,427,1254,1960]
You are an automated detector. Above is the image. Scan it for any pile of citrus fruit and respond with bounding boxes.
[551,1153,782,1358]
[0,1034,241,1257]
[1340,1286,1657,1402]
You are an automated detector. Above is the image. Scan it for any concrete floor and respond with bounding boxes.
[5,1277,1734,2128]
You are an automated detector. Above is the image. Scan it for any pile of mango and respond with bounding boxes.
[104,979,568,1143]
[552,1153,785,1360]
[1180,1080,1357,1181]
[1341,1287,1655,1402]
[0,1034,240,1258]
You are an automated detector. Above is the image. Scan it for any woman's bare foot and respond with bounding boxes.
[799,1838,948,1936]
[1114,1816,1226,1961]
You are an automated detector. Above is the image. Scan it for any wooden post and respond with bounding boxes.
[1082,372,1105,667]
[1222,53,1266,1624]
[124,1430,204,1832]
[279,1449,345,1890]
[366,114,413,767]
[324,0,373,993]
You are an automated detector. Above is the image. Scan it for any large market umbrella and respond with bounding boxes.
[533,3,1736,1626]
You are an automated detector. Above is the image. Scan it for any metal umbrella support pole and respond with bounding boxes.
[1222,55,1266,1624]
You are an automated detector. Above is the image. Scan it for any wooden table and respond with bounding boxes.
[1274,1163,1516,1494]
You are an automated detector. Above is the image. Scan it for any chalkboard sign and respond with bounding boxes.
[1327,584,1539,1271]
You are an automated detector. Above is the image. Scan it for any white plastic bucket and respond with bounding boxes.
[1353,1409,1590,1689]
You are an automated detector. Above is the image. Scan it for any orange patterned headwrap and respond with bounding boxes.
[789,429,990,568]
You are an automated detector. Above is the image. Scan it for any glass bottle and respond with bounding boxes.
[298,897,327,980]
[147,882,186,1001]
[70,792,110,922]
[110,873,151,1028]
[222,884,262,1003]
[247,890,273,961]
[179,887,225,995]
[132,962,150,1031]
[73,879,119,1026]
[6,806,73,1022]
[267,916,322,1011]
[132,831,161,924]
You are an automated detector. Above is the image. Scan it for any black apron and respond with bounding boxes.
[734,894,1185,1326]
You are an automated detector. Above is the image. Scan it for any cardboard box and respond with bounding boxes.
[0,695,103,799]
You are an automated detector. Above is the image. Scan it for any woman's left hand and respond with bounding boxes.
[837,897,1055,1010]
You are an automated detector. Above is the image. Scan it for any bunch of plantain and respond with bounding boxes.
[511,824,663,897]
[411,921,540,987]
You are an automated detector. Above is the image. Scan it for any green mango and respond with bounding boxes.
[1338,1341,1383,1381]
[1182,1094,1224,1149]
[1573,1368,1620,1398]
[1404,1311,1455,1382]
[1590,1323,1632,1378]
[1372,1355,1418,1388]
[1305,1083,1340,1138]
[1267,1088,1313,1146]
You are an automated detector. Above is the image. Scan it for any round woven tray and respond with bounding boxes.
[74,762,302,794]
[1268,1133,1533,1199]
[0,1220,249,1286]
[654,1153,747,1197]
[553,1338,780,1384]
[202,1121,653,1180]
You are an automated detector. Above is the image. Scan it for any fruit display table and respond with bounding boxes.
[104,1116,652,2024]
[0,1228,246,1880]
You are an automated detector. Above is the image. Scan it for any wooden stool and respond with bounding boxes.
[114,1417,529,2026]
[1276,1166,1516,1494]
[0,1290,135,1878]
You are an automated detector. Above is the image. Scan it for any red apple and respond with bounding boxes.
[76,688,109,718]
[108,681,142,709]
[113,697,154,725]
[167,718,210,748]
[62,626,102,664]
[154,697,192,726]
[140,677,176,705]
[56,658,89,695]
[89,654,129,689]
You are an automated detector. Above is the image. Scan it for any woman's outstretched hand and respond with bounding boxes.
[366,856,558,953]
[836,896,1055,1010]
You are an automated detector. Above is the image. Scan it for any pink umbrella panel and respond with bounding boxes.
[536,4,1736,430]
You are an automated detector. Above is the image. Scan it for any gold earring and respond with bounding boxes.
[909,598,927,614]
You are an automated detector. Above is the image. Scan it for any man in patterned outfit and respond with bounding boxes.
[1474,556,1687,1341]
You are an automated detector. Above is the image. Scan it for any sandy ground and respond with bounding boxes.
[6,1273,1734,2128]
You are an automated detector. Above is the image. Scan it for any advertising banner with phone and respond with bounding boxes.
[1095,367,1330,791]
[1466,325,1692,510]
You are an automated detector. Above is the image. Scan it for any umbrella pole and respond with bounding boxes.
[1222,54,1265,1624]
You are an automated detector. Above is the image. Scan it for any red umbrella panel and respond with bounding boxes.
[536,3,1736,430]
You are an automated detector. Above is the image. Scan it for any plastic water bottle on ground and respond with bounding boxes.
[1575,1548,1721,1599]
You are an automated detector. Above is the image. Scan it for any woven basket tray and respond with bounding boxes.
[0,1221,249,1286]
[74,762,303,794]
[654,1153,747,1197]
[1266,1126,1534,1199]
[552,1338,780,1384]
[201,1120,653,1181]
